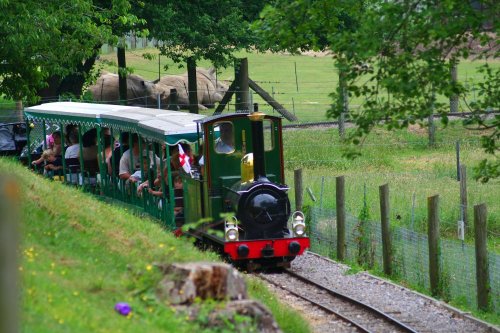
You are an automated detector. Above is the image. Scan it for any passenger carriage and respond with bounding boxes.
[24,102,309,269]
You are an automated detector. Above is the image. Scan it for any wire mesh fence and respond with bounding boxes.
[308,206,500,314]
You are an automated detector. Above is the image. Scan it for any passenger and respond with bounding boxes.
[214,122,234,153]
[118,134,143,183]
[31,131,62,165]
[81,128,98,162]
[64,124,78,145]
[50,131,62,156]
[64,130,79,159]
[129,156,150,183]
[101,134,113,164]
[169,146,181,171]
[107,132,129,176]
[31,149,62,175]
[139,172,183,215]
[43,150,63,175]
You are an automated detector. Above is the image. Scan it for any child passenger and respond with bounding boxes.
[137,170,183,215]
[129,157,150,183]
[31,149,62,175]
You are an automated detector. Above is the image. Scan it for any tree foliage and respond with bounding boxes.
[139,0,260,68]
[0,0,144,103]
[254,0,499,182]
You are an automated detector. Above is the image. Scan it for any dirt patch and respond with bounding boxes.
[407,124,428,136]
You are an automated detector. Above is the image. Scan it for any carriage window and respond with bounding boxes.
[264,119,274,151]
[214,122,234,154]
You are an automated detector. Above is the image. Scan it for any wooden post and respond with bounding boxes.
[117,42,127,106]
[460,164,468,226]
[294,169,303,212]
[235,58,250,113]
[167,89,180,111]
[187,57,199,114]
[456,141,460,181]
[428,90,436,147]
[474,204,490,311]
[336,176,346,261]
[379,184,392,275]
[450,59,459,114]
[428,195,440,296]
[15,100,23,122]
[294,61,299,92]
[0,176,20,333]
[130,32,136,49]
[338,69,348,139]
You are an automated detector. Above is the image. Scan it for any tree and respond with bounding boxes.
[329,0,499,182]
[139,0,260,69]
[0,0,143,104]
[254,0,499,182]
[0,0,102,102]
[253,0,365,138]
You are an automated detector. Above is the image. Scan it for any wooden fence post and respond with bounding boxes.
[235,58,250,113]
[379,184,392,275]
[167,89,180,111]
[428,89,436,147]
[474,204,490,311]
[428,195,440,296]
[336,176,346,261]
[0,176,20,333]
[117,43,127,106]
[15,100,23,122]
[294,169,303,212]
[450,59,459,114]
[460,164,468,226]
[187,57,199,114]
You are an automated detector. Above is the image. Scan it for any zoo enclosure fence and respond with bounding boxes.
[306,196,499,315]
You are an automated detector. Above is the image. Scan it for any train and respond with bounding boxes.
[23,102,310,270]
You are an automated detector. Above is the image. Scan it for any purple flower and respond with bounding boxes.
[114,302,131,316]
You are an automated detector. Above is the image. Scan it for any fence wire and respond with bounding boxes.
[309,206,499,314]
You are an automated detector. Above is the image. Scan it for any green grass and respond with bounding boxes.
[0,158,309,333]
[97,48,499,123]
[281,120,499,253]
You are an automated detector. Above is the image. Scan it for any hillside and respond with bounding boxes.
[0,158,309,333]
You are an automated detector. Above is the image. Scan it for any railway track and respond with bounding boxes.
[258,269,418,333]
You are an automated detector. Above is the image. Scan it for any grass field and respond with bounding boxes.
[97,48,499,123]
[281,120,499,252]
[0,158,309,333]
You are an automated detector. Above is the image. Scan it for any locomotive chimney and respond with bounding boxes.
[249,103,268,182]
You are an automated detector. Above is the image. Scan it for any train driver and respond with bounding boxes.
[214,122,234,154]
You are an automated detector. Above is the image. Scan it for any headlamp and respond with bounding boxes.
[291,211,306,237]
[225,216,239,241]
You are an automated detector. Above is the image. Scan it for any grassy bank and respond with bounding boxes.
[0,158,309,333]
[282,120,499,252]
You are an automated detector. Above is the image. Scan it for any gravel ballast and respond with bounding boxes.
[262,252,499,333]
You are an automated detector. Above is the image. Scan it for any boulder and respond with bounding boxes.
[156,262,247,305]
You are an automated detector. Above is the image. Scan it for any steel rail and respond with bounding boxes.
[257,272,373,333]
[284,269,419,333]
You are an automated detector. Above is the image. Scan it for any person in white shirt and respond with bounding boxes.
[64,131,80,159]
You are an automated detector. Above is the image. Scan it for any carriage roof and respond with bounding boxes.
[24,102,204,145]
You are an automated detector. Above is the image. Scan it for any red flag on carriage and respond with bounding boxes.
[178,144,192,175]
